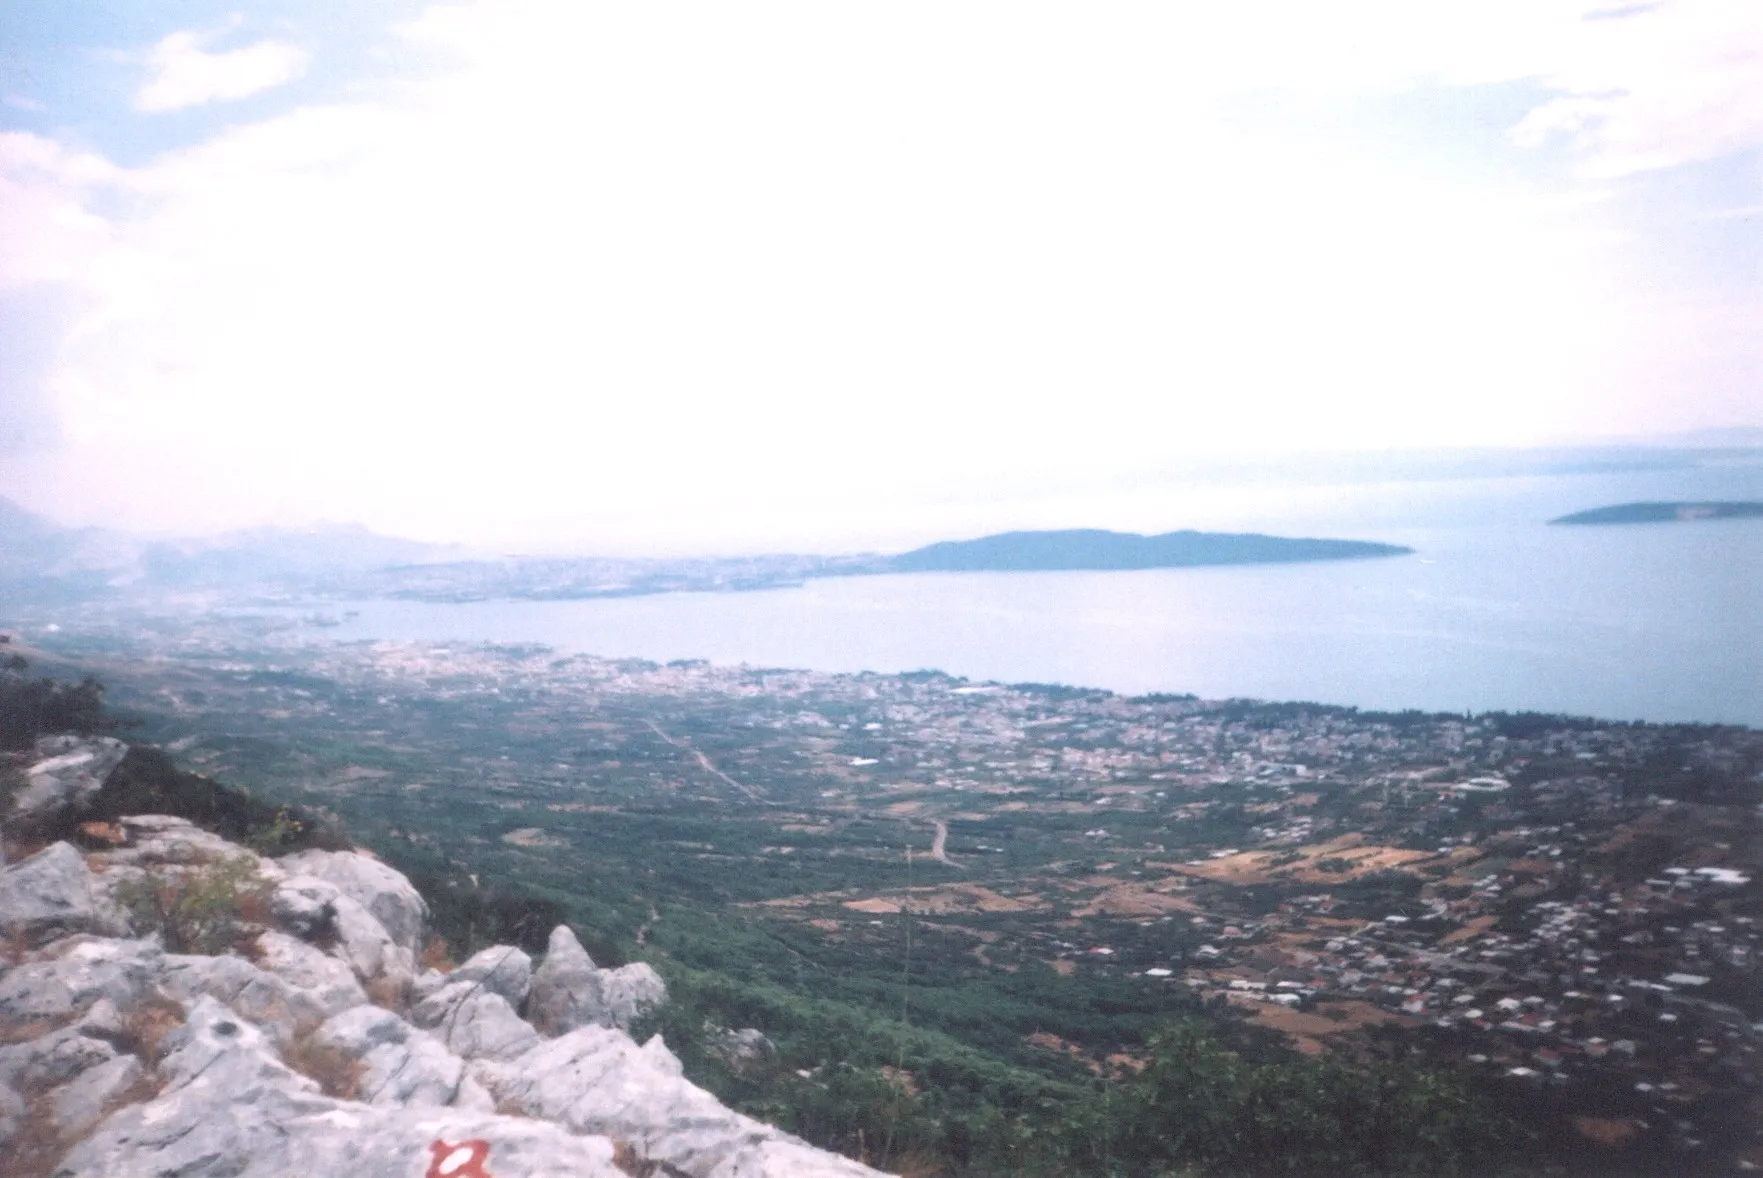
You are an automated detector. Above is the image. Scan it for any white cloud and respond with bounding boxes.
[0,133,117,290]
[3,1,1758,548]
[1511,0,1763,176]
[136,29,309,113]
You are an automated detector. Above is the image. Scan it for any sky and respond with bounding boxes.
[1,0,1759,554]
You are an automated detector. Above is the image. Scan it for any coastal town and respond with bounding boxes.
[15,610,1763,1166]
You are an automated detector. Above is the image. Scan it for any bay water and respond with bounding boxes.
[290,462,1762,727]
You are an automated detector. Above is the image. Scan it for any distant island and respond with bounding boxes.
[1550,501,1763,526]
[886,528,1412,573]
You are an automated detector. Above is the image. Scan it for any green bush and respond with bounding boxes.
[115,855,274,955]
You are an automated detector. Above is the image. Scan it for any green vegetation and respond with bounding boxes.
[88,746,349,856]
[113,854,274,955]
[22,636,1761,1176]
[0,639,112,750]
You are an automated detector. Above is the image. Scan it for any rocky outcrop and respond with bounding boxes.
[312,1004,495,1110]
[449,944,533,1008]
[0,937,163,1024]
[411,978,543,1062]
[0,843,126,948]
[277,848,429,951]
[530,923,667,1034]
[5,737,128,836]
[476,1027,879,1178]
[0,790,886,1178]
[253,929,367,1016]
[55,997,627,1178]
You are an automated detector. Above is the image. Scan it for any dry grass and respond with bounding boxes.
[0,1017,62,1047]
[365,972,412,1015]
[5,1094,72,1178]
[420,936,457,973]
[118,994,187,1065]
[1,925,31,966]
[609,1140,693,1177]
[281,1032,365,1100]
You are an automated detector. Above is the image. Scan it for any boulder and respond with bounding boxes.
[312,1005,492,1110]
[0,1023,118,1092]
[160,953,331,1046]
[49,1053,143,1139]
[410,980,541,1063]
[55,996,628,1178]
[6,737,128,835]
[0,843,127,948]
[708,1027,776,1073]
[277,849,428,951]
[449,944,533,1009]
[477,1027,883,1178]
[530,924,666,1034]
[268,874,341,942]
[0,937,163,1024]
[327,892,417,993]
[412,967,451,1003]
[254,929,366,1016]
[103,814,257,870]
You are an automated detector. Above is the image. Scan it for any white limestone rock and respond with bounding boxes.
[7,737,128,833]
[277,849,428,951]
[0,1023,118,1092]
[477,1026,885,1178]
[449,944,534,1009]
[410,979,541,1063]
[0,843,127,948]
[103,814,257,870]
[0,936,163,1024]
[54,996,628,1178]
[254,929,366,1016]
[49,1052,143,1139]
[312,1005,490,1109]
[159,952,330,1046]
[327,891,417,993]
[530,924,666,1035]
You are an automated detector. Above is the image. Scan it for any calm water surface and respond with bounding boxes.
[295,466,1763,726]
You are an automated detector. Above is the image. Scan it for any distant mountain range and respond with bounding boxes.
[1550,501,1763,526]
[0,497,456,602]
[886,529,1411,572]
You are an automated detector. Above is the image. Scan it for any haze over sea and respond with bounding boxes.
[283,460,1762,728]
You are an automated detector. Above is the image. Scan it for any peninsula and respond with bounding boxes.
[1550,500,1763,525]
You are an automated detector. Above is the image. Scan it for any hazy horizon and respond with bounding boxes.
[5,437,1761,558]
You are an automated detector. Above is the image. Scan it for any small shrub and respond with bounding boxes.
[114,855,274,955]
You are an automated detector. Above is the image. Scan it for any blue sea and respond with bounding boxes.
[285,461,1762,727]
